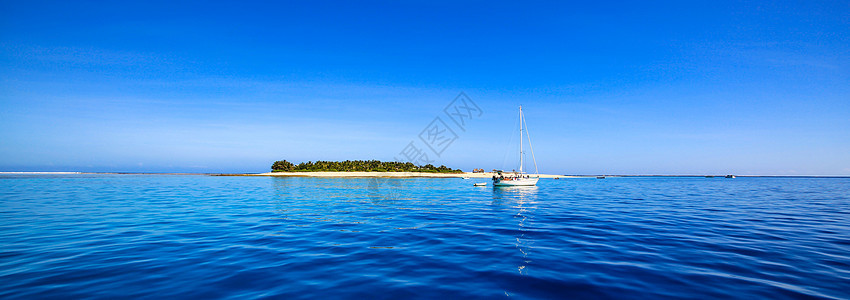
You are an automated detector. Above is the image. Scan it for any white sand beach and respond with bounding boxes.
[252,171,566,178]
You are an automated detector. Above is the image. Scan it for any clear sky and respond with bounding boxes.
[1,1,848,175]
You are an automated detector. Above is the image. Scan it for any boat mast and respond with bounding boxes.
[522,109,539,175]
[519,105,523,174]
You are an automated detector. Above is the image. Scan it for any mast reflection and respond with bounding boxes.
[492,186,539,275]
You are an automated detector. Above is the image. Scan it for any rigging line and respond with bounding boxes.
[522,110,539,175]
[500,110,521,172]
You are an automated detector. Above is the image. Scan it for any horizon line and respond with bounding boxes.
[2,172,849,178]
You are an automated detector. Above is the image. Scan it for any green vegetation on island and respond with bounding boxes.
[271,160,463,173]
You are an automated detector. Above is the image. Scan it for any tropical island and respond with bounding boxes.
[271,160,463,173]
[253,160,563,178]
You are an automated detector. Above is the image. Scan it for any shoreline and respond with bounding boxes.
[245,171,566,178]
[3,172,848,178]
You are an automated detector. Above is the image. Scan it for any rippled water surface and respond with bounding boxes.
[1,175,849,299]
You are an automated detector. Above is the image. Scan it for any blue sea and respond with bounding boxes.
[1,174,848,299]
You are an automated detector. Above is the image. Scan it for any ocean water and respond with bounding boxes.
[0,174,848,299]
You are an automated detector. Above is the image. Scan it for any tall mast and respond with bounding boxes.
[522,107,539,175]
[519,105,523,173]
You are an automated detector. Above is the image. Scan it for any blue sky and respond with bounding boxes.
[1,1,848,175]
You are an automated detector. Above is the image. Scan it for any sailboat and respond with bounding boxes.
[493,106,540,186]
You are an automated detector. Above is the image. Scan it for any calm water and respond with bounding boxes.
[1,175,848,299]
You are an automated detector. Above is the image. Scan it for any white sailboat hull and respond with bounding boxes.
[493,177,539,186]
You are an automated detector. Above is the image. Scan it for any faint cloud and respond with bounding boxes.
[4,44,167,66]
[716,42,841,70]
[758,51,840,70]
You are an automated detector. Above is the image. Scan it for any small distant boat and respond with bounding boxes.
[493,106,539,187]
[461,177,470,180]
[597,176,605,179]
[726,175,736,178]
[474,182,487,186]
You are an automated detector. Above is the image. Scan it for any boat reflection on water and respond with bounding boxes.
[491,185,539,201]
[492,186,539,275]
